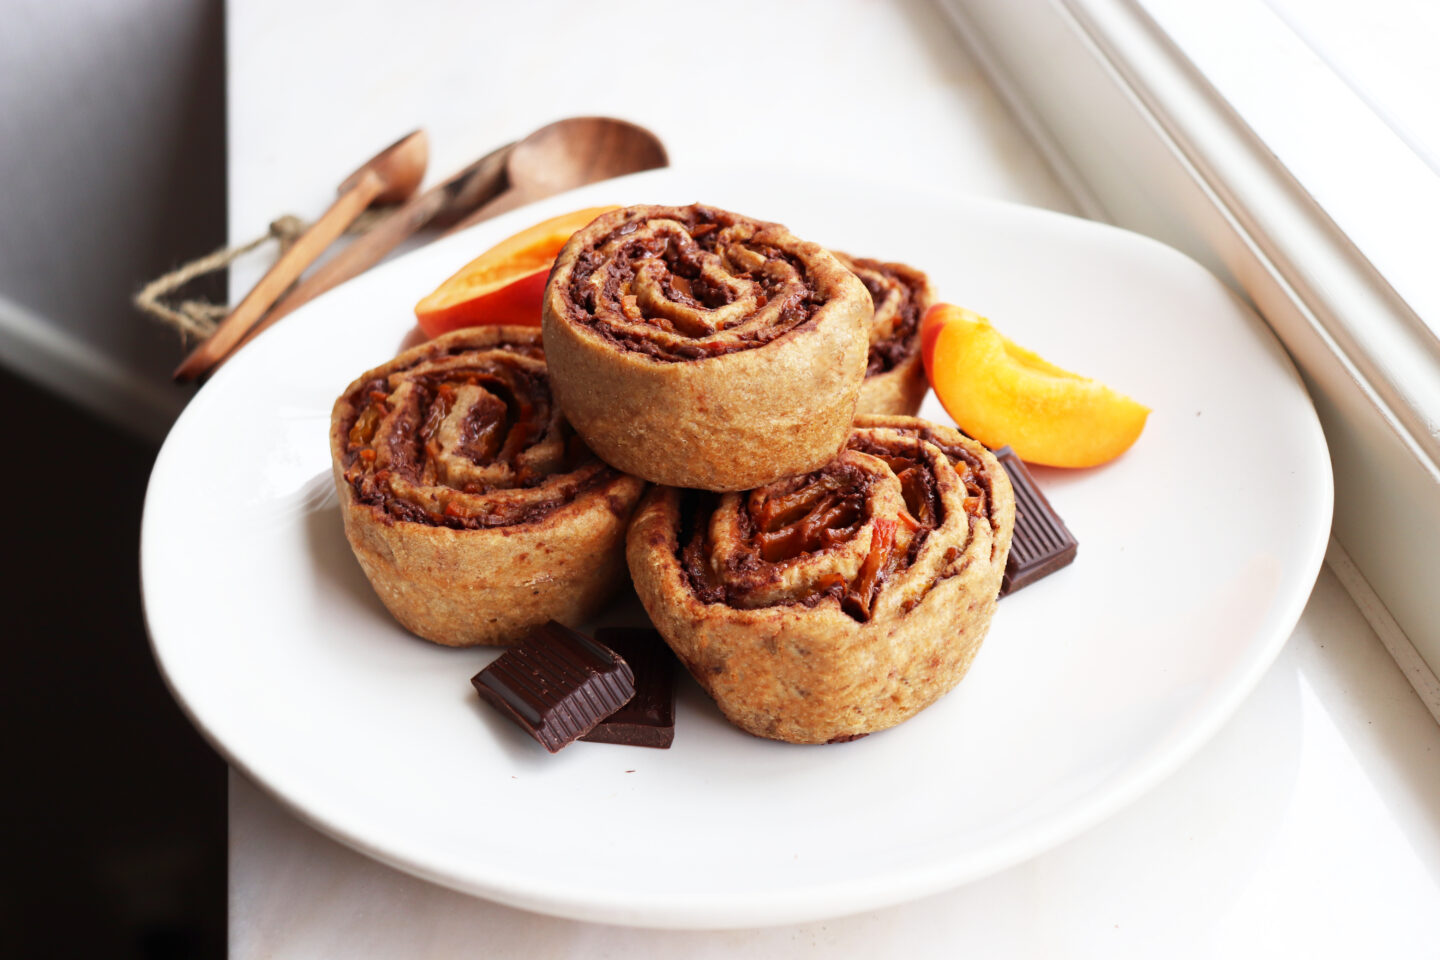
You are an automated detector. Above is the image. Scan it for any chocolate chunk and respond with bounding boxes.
[994,447,1078,596]
[471,622,636,753]
[581,628,677,749]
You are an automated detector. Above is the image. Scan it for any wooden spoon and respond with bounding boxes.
[449,117,667,232]
[173,130,429,382]
[224,141,515,358]
[220,118,664,367]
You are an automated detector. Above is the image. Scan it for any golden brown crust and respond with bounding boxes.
[541,204,872,492]
[834,253,934,417]
[626,415,1015,743]
[330,326,646,646]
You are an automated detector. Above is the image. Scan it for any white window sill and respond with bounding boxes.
[942,0,1440,709]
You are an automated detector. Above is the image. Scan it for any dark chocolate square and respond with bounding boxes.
[471,622,636,753]
[581,628,677,749]
[994,446,1078,596]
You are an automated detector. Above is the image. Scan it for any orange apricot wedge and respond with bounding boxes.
[921,303,1150,468]
[415,205,618,338]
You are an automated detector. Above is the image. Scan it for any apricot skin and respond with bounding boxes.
[415,267,549,337]
[921,304,1149,468]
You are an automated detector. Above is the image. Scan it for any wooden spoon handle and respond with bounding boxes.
[225,144,515,358]
[445,185,531,235]
[172,169,386,382]
[244,189,445,335]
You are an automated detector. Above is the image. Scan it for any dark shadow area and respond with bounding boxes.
[0,366,225,958]
[0,0,229,395]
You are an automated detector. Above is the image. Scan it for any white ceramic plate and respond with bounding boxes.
[142,168,1332,929]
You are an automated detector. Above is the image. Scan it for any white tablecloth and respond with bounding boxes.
[225,2,1440,954]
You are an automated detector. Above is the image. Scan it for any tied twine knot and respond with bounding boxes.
[134,209,387,342]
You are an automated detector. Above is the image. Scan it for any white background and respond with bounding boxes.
[221,1,1440,956]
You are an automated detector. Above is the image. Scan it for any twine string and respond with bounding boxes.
[134,209,388,342]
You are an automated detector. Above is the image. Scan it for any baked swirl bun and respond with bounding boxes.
[627,415,1015,744]
[542,204,872,492]
[833,253,934,417]
[330,327,646,647]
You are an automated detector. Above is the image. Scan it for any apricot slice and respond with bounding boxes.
[415,205,618,338]
[921,303,1149,468]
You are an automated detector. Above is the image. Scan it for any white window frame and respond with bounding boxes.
[940,0,1440,709]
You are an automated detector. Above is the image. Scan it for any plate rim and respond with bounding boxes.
[141,167,1334,928]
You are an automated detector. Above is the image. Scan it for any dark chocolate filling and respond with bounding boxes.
[847,256,926,377]
[676,428,993,622]
[337,346,618,530]
[564,205,826,362]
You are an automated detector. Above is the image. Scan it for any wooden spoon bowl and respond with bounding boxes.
[452,117,667,229]
[507,116,668,200]
[340,130,431,204]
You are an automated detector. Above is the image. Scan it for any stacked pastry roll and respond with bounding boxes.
[332,202,1014,742]
[627,416,1013,744]
[542,204,873,491]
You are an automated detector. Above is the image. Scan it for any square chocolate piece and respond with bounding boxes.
[994,446,1078,596]
[581,628,677,749]
[471,622,636,753]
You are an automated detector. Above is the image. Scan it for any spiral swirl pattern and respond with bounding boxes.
[679,418,1003,622]
[330,326,645,647]
[336,330,616,528]
[543,203,872,491]
[562,204,844,362]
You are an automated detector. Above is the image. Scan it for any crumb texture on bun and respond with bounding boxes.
[628,414,1015,744]
[330,326,645,646]
[542,203,872,492]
